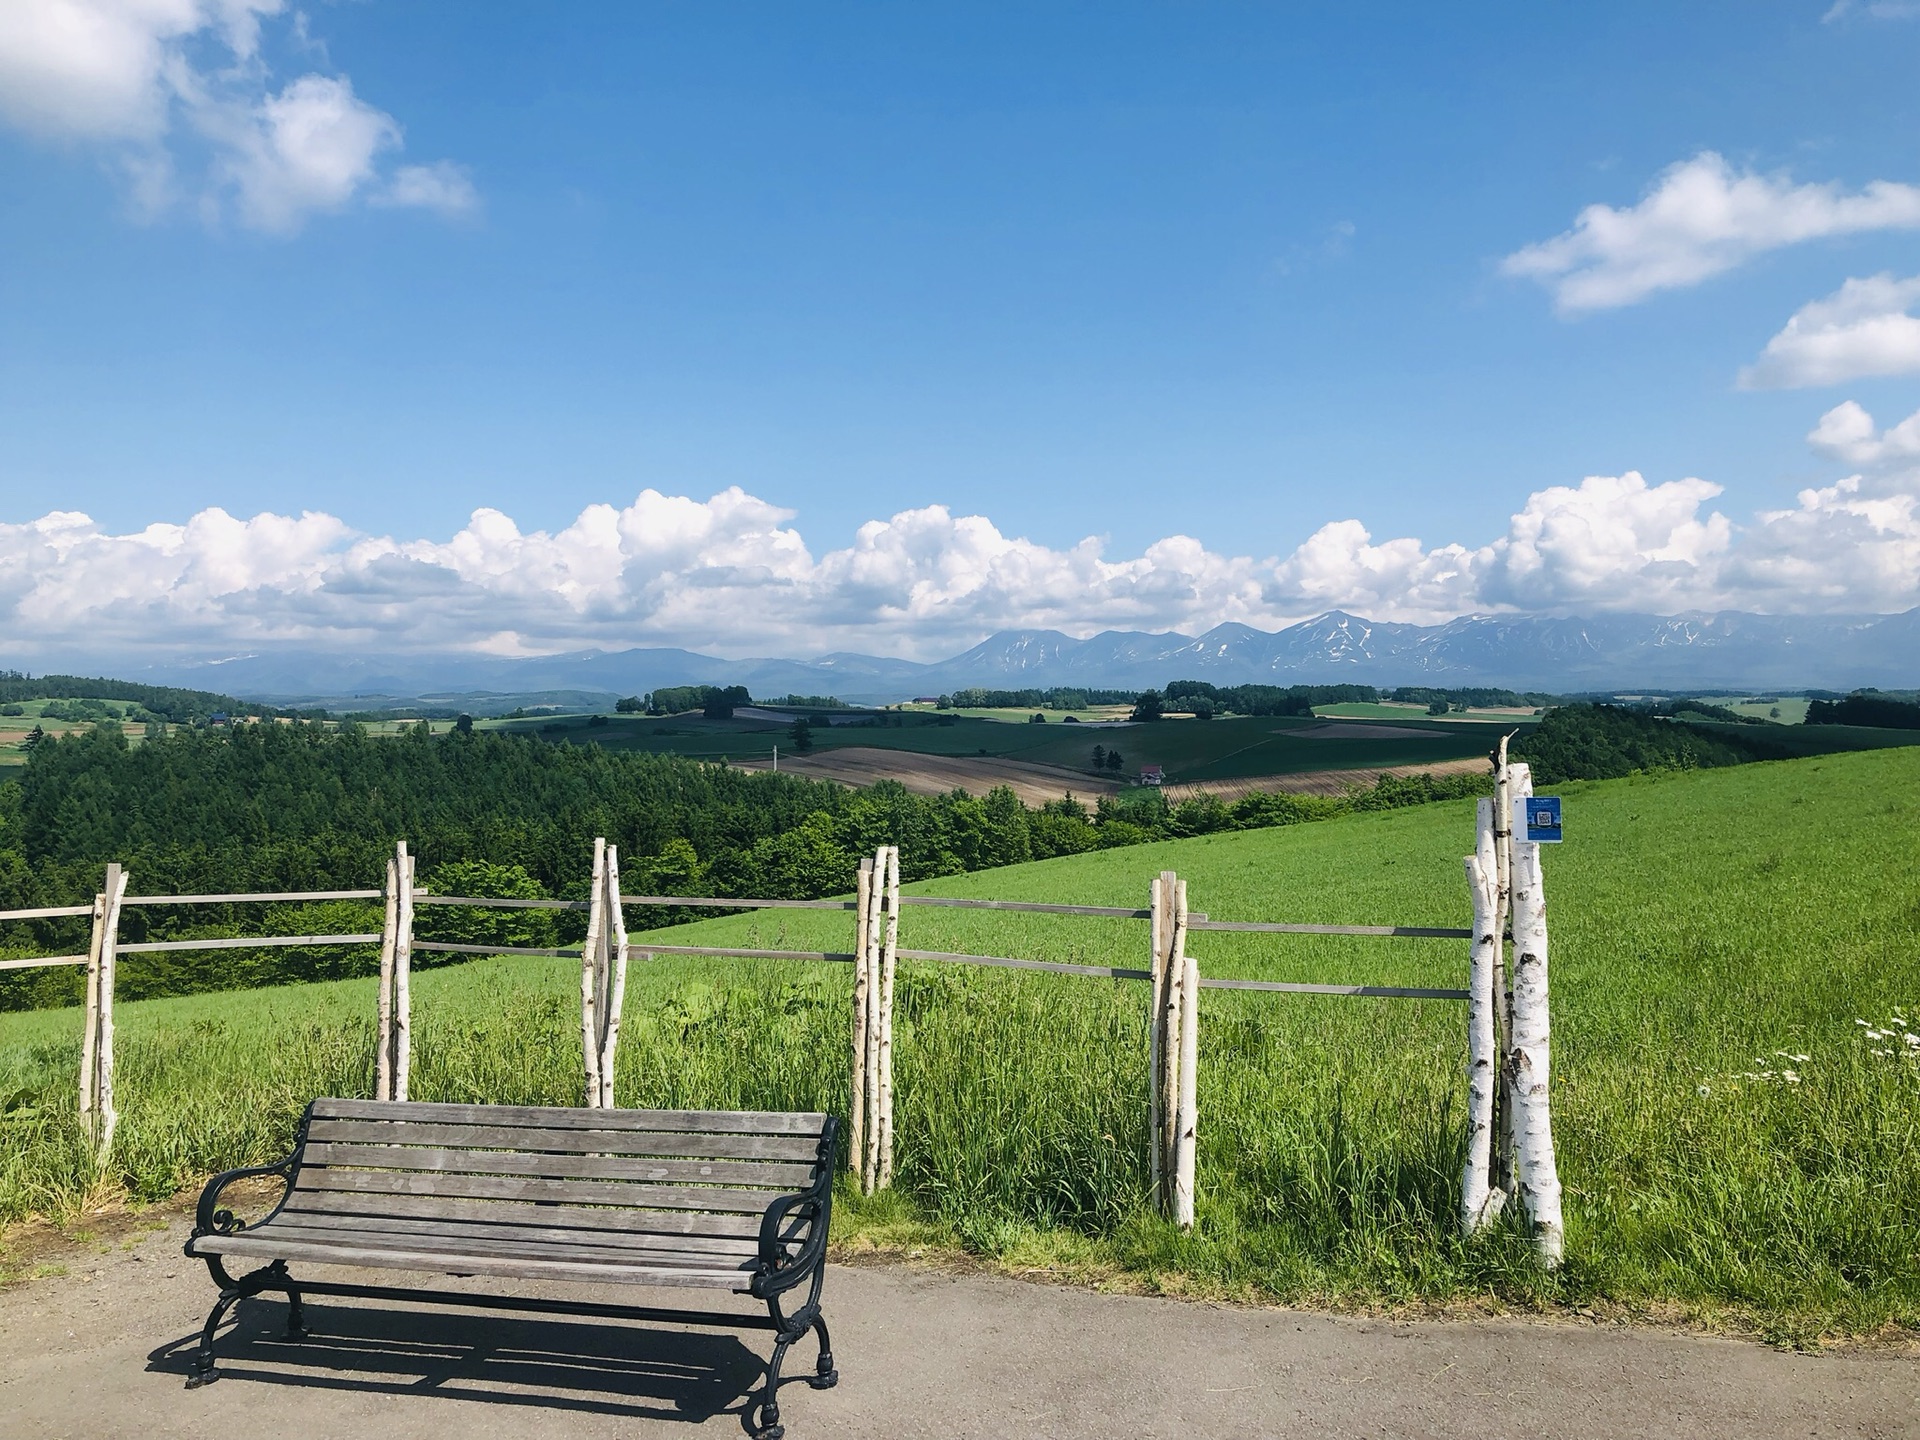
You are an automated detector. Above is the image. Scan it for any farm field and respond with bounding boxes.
[3,746,1916,1339]
[489,709,1521,787]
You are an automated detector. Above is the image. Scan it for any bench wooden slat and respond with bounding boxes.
[253,1220,759,1271]
[194,1233,754,1290]
[314,1098,828,1136]
[295,1166,782,1215]
[277,1189,768,1240]
[302,1142,816,1190]
[262,1208,773,1259]
[305,1118,823,1162]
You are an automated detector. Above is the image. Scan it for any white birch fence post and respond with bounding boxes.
[375,854,399,1100]
[597,844,630,1108]
[877,844,902,1191]
[1147,871,1168,1210]
[1460,799,1507,1234]
[1156,872,1184,1214]
[1170,875,1198,1231]
[1491,735,1516,1194]
[862,845,886,1194]
[579,837,608,1107]
[1505,762,1564,1265]
[77,890,105,1135]
[392,841,415,1102]
[77,863,127,1162]
[849,857,873,1177]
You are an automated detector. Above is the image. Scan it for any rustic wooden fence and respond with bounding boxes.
[0,754,1560,1258]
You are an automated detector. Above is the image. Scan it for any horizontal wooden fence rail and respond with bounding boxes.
[122,890,385,905]
[1189,919,1474,939]
[414,941,586,959]
[415,895,592,912]
[618,894,859,911]
[116,934,383,955]
[0,903,97,921]
[0,953,89,971]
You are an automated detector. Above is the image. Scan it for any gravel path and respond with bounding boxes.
[4,1215,1915,1439]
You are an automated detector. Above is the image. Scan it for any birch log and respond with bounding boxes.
[1157,873,1184,1210]
[849,858,873,1176]
[878,844,901,1190]
[579,838,608,1107]
[1505,763,1564,1265]
[863,846,886,1194]
[1147,872,1168,1210]
[1171,877,1198,1231]
[94,864,127,1162]
[598,844,630,1108]
[1491,736,1515,1193]
[1459,799,1506,1233]
[375,855,399,1100]
[393,843,415,1102]
[77,890,105,1130]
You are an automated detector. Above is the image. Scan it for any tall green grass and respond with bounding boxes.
[3,749,1916,1338]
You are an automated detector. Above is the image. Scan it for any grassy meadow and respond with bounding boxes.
[2,747,1917,1340]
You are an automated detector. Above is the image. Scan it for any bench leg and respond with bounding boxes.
[285,1284,306,1339]
[806,1312,837,1390]
[185,1260,285,1388]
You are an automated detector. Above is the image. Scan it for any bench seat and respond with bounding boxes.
[182,1098,839,1439]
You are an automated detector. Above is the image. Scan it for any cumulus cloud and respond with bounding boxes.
[0,0,470,232]
[1740,273,1920,388]
[1503,152,1920,313]
[1807,398,1920,469]
[4,439,1917,664]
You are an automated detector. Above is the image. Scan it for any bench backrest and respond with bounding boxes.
[282,1098,832,1249]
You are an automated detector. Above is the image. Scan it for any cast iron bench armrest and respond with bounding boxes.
[192,1154,300,1238]
[751,1185,831,1298]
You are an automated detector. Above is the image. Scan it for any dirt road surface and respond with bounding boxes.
[3,1215,1914,1439]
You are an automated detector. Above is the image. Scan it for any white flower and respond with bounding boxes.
[1696,1085,1711,1096]
[1782,1070,1801,1084]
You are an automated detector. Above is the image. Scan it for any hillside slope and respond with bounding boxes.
[4,747,1917,1335]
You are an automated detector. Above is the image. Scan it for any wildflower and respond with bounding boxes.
[1696,1085,1711,1096]
[1782,1070,1801,1084]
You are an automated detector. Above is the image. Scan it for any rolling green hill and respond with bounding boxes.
[4,746,1916,1336]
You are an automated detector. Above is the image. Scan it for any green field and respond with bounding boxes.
[4,747,1916,1338]
[485,710,1518,784]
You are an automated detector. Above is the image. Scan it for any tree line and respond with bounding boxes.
[1805,692,1920,729]
[0,719,1492,1009]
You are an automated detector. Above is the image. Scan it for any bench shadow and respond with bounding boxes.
[147,1297,774,1430]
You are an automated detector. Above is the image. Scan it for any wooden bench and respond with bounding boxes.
[184,1098,839,1439]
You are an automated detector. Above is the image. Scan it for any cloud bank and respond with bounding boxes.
[1741,273,1920,388]
[4,418,1917,664]
[0,0,473,231]
[1503,152,1920,313]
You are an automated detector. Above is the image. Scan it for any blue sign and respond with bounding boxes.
[1516,795,1562,844]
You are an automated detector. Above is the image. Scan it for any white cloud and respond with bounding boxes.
[1823,1,1920,21]
[1807,399,1920,469]
[4,436,1916,664]
[0,0,470,232]
[1740,274,1920,388]
[1503,152,1920,313]
[378,160,478,217]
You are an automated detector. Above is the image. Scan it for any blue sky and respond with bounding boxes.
[2,2,1919,662]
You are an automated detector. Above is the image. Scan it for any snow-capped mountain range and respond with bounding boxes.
[136,608,1919,708]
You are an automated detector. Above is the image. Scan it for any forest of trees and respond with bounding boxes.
[0,671,263,724]
[1510,703,1776,783]
[935,687,1137,709]
[0,720,1492,1009]
[1805,692,1920,729]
